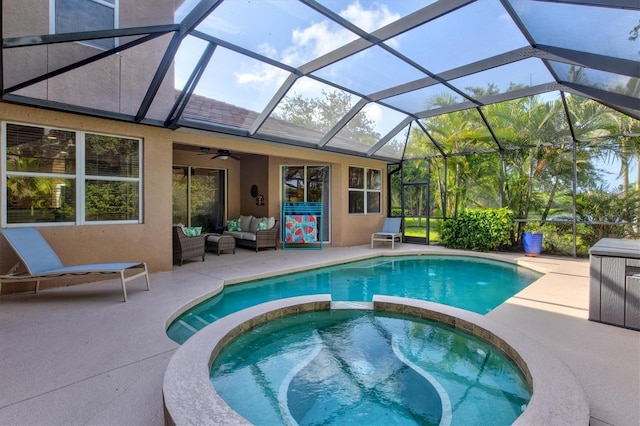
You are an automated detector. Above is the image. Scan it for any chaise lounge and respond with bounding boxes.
[0,227,150,302]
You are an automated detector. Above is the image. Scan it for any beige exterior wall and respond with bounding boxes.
[0,103,390,294]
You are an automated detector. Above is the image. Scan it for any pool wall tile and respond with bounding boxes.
[454,317,475,334]
[472,324,493,342]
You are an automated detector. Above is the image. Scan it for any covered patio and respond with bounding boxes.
[0,244,638,425]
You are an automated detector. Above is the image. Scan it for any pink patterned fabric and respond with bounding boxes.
[285,215,317,243]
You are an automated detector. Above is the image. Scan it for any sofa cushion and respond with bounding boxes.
[266,216,276,230]
[224,230,256,241]
[249,216,263,233]
[240,215,253,232]
[227,218,241,232]
[239,231,257,241]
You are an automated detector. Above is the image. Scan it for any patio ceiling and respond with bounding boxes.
[2,0,639,162]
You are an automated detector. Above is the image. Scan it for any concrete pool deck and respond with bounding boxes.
[0,244,638,425]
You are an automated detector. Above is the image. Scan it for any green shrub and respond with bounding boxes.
[441,208,514,251]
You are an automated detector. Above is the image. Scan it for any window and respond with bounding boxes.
[348,166,381,214]
[172,166,226,233]
[52,0,118,50]
[3,122,142,225]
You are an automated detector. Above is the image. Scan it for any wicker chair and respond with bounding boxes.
[172,225,206,266]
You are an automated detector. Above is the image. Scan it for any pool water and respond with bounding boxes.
[167,255,540,344]
[211,310,531,426]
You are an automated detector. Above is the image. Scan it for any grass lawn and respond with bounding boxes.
[403,217,441,241]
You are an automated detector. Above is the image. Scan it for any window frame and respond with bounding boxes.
[348,166,382,215]
[50,0,119,50]
[2,121,143,227]
[280,164,332,243]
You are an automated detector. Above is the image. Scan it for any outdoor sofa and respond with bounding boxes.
[223,215,278,252]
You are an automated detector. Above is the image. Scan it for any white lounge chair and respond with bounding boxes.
[0,228,150,302]
[371,218,402,249]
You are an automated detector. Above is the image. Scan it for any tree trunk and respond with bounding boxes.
[541,173,560,222]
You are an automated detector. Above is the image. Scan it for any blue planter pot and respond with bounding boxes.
[523,232,543,256]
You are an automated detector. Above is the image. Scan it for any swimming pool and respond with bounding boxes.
[211,309,531,425]
[167,255,541,344]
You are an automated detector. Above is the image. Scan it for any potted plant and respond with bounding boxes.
[522,222,543,256]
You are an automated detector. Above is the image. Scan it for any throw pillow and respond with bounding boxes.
[183,226,202,237]
[266,216,276,230]
[227,218,241,231]
[256,218,269,231]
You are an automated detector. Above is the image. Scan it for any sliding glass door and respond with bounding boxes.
[172,166,226,232]
[282,165,330,242]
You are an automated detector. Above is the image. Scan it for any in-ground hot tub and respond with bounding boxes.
[163,295,589,425]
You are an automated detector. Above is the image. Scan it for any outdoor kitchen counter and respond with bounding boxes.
[589,238,640,331]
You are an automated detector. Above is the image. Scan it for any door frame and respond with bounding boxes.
[280,164,331,243]
[402,181,430,245]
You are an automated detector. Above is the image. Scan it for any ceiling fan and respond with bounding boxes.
[199,148,240,160]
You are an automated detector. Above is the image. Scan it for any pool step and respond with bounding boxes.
[331,301,373,310]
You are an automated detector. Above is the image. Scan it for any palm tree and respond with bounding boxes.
[6,157,55,218]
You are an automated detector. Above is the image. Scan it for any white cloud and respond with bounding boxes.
[340,1,400,33]
[363,103,383,123]
[240,1,401,78]
[235,63,285,86]
[284,21,356,65]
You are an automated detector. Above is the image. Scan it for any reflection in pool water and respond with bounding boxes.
[211,310,531,426]
[167,255,541,344]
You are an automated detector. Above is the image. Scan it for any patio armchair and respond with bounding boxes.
[371,217,402,249]
[173,225,206,265]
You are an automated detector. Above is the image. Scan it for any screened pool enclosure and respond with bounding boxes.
[2,0,639,255]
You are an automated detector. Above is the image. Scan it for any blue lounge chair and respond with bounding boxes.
[0,228,150,302]
[371,217,402,249]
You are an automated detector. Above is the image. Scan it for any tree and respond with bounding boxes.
[274,90,379,143]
